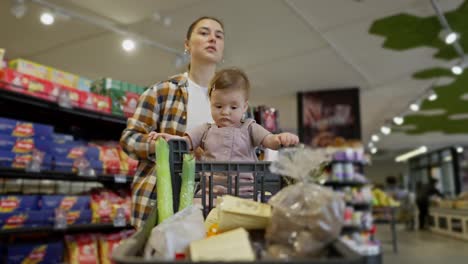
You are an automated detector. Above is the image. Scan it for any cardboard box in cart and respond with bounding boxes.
[112,140,365,264]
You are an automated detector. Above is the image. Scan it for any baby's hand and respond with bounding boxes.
[277,133,299,147]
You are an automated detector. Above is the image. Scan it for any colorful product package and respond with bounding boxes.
[41,195,90,211]
[0,135,51,154]
[8,58,49,79]
[52,133,74,144]
[77,77,92,92]
[0,117,53,139]
[7,241,63,264]
[0,210,49,229]
[48,68,79,88]
[98,232,123,264]
[0,68,56,101]
[0,151,32,169]
[122,91,139,117]
[65,234,100,264]
[0,195,40,212]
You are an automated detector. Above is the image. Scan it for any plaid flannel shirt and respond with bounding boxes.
[120,73,188,228]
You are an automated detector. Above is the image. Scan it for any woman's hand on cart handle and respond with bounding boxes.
[148,131,181,141]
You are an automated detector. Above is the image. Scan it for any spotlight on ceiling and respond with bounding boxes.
[452,57,468,75]
[439,29,459,45]
[122,39,136,52]
[393,116,404,125]
[381,126,391,135]
[371,134,380,142]
[40,12,55,25]
[457,146,464,154]
[410,103,420,112]
[428,92,438,101]
[370,147,378,154]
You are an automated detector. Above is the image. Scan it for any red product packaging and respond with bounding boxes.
[99,147,121,175]
[122,92,139,117]
[54,84,86,108]
[93,94,112,114]
[0,68,56,102]
[65,234,99,264]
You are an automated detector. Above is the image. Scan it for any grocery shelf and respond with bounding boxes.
[331,160,367,166]
[0,83,126,140]
[0,167,132,185]
[0,223,133,236]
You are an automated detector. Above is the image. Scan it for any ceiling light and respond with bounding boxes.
[371,134,380,142]
[439,29,459,45]
[428,92,438,101]
[122,39,136,52]
[368,142,374,148]
[452,65,463,75]
[40,12,55,25]
[457,146,464,153]
[393,116,404,125]
[410,103,420,112]
[381,126,391,135]
[11,0,27,19]
[395,146,428,162]
[370,147,378,154]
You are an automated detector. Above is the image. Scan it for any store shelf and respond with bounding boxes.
[0,83,126,140]
[0,167,132,185]
[324,181,368,188]
[0,223,133,236]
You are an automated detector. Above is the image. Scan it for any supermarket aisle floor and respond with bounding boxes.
[377,225,468,264]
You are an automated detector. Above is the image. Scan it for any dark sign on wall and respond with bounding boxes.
[297,88,361,147]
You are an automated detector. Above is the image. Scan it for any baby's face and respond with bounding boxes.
[210,88,248,128]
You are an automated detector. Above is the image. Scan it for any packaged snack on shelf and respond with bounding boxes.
[98,146,122,174]
[7,241,63,264]
[266,147,344,258]
[65,210,92,225]
[8,58,49,79]
[65,234,100,264]
[53,83,86,108]
[0,151,32,169]
[41,195,90,211]
[52,133,74,143]
[48,68,79,88]
[0,117,53,139]
[77,77,92,92]
[93,94,112,113]
[0,195,40,212]
[0,210,50,229]
[0,68,56,101]
[122,91,139,117]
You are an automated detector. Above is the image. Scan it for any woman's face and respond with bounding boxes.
[185,19,224,64]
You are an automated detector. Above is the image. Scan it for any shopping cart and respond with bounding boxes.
[113,139,367,264]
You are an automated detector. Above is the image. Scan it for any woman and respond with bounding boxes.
[120,16,225,228]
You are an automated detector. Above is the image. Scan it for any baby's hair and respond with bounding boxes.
[208,68,250,99]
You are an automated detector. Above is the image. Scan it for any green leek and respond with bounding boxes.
[179,153,196,211]
[155,137,173,223]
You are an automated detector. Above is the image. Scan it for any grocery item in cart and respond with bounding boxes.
[267,146,345,258]
[217,195,272,232]
[144,205,205,260]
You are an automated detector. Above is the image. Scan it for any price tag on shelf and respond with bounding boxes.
[114,174,127,183]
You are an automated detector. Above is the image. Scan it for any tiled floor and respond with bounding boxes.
[376,225,468,264]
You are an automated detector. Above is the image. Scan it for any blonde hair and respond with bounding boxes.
[208,68,250,99]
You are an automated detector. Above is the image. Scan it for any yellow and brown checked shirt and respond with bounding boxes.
[120,73,188,228]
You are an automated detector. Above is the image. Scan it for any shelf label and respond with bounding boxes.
[114,175,127,183]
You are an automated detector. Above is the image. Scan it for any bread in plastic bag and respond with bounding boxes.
[144,205,205,260]
[266,146,345,258]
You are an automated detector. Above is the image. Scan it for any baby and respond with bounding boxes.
[148,68,299,196]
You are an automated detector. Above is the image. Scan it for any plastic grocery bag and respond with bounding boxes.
[144,205,205,260]
[266,146,345,258]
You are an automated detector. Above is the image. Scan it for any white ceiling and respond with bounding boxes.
[1,0,466,152]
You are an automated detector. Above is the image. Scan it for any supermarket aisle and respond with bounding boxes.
[377,225,468,264]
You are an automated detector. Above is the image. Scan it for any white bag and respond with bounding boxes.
[144,205,205,260]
